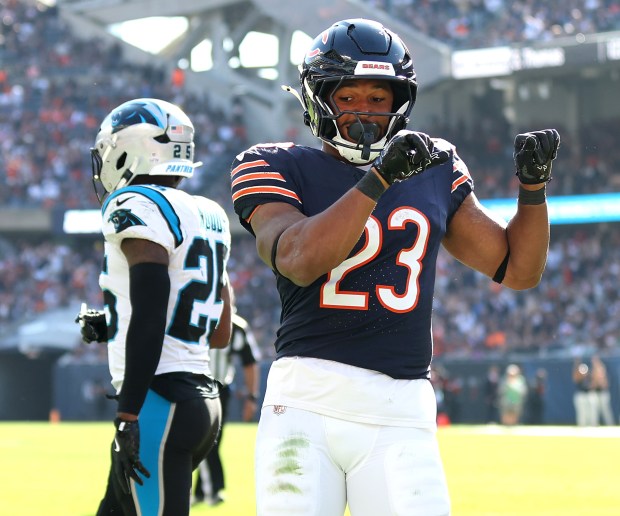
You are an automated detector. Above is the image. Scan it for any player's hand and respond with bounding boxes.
[514,129,560,184]
[75,303,108,343]
[113,418,150,494]
[373,130,450,184]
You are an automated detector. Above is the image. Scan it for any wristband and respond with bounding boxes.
[355,170,386,202]
[518,185,546,205]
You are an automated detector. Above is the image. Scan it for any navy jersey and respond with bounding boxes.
[231,142,472,379]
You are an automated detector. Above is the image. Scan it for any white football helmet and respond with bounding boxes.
[90,98,201,202]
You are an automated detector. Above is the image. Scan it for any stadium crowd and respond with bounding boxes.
[1,0,620,210]
[1,1,620,359]
[0,0,244,211]
[3,222,620,359]
[366,0,620,50]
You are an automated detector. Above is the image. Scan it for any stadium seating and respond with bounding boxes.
[1,0,619,358]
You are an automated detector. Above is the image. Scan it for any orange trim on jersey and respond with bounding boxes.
[231,172,285,188]
[451,174,470,192]
[232,186,301,203]
[246,206,261,223]
[231,160,270,178]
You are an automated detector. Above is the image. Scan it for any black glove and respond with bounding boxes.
[514,129,560,184]
[75,304,107,343]
[373,130,450,185]
[113,418,150,494]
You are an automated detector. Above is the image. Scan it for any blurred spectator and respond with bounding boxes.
[572,358,593,426]
[498,364,528,425]
[590,354,615,425]
[525,368,547,424]
[484,364,501,423]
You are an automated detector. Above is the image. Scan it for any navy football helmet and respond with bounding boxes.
[91,98,200,203]
[299,19,417,164]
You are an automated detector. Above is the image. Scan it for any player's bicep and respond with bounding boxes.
[442,193,508,277]
[250,202,306,270]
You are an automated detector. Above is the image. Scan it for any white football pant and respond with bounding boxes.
[255,406,450,516]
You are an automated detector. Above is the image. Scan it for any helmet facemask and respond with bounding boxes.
[306,75,413,164]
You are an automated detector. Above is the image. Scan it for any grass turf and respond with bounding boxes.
[0,422,617,515]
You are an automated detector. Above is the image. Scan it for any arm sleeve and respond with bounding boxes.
[117,262,170,415]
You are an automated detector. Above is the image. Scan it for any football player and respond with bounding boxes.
[193,306,261,506]
[230,18,560,516]
[78,98,232,516]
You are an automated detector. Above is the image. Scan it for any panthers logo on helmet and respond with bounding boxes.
[108,208,146,233]
[110,101,165,134]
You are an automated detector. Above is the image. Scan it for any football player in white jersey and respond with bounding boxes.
[77,98,232,516]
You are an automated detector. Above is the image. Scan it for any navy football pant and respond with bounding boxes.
[195,383,230,500]
[97,390,222,516]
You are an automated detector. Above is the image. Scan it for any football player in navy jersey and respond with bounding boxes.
[77,98,232,516]
[231,19,560,516]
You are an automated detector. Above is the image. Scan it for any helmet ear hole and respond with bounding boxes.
[154,133,170,143]
[116,152,127,170]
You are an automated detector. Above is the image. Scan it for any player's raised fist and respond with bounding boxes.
[514,129,560,184]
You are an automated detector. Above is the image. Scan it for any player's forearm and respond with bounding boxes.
[117,263,169,415]
[502,201,550,290]
[210,280,232,348]
[276,188,377,286]
[244,364,259,396]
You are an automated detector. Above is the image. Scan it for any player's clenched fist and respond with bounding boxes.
[75,303,108,343]
[373,130,450,184]
[514,129,560,184]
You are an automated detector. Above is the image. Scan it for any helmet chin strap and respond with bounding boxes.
[348,122,380,161]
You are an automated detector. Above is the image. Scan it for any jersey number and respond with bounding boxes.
[103,238,226,345]
[320,209,430,313]
[173,144,191,159]
[168,238,226,343]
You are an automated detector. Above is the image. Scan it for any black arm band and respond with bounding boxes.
[118,262,170,415]
[492,250,510,284]
[270,230,285,276]
[518,185,546,205]
[355,170,387,202]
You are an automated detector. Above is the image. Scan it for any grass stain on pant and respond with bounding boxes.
[269,434,310,494]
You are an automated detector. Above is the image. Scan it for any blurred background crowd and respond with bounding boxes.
[370,0,620,49]
[1,0,619,368]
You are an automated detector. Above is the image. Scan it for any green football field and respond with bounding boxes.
[1,422,618,515]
